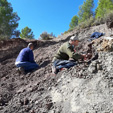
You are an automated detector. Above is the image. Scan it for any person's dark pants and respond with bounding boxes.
[16,62,39,72]
[53,59,76,73]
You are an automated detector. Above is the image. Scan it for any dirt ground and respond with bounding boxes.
[0,35,72,113]
[0,24,113,113]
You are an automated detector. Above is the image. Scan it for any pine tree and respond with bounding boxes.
[78,0,94,23]
[96,0,113,18]
[20,27,34,39]
[0,0,20,39]
[69,15,79,29]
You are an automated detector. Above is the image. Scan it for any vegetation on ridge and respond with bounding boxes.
[68,0,113,33]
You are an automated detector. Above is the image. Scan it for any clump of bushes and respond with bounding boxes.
[104,11,113,28]
[104,11,113,21]
[92,17,104,26]
[77,16,95,29]
[40,32,56,40]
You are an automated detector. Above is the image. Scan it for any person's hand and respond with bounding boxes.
[35,60,37,63]
[74,49,76,53]
[86,53,92,59]
[69,58,75,61]
[82,54,87,61]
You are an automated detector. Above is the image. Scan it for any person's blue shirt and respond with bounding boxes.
[16,47,35,63]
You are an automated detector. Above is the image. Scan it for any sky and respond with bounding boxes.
[8,0,98,39]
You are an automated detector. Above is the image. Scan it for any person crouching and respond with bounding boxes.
[15,43,39,74]
[52,36,85,74]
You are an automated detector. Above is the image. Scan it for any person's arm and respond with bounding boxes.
[29,50,35,63]
[66,47,83,61]
[73,53,84,61]
[66,48,74,58]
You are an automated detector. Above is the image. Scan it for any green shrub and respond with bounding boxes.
[40,32,55,40]
[76,16,94,29]
[40,32,49,40]
[104,11,113,22]
[93,17,104,26]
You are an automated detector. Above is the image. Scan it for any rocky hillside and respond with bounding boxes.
[0,24,113,113]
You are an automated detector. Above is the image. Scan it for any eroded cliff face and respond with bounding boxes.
[0,24,113,113]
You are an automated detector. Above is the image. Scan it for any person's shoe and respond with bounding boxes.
[19,67,25,74]
[60,68,67,71]
[52,66,59,74]
[87,60,91,65]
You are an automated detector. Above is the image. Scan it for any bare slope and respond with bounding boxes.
[0,24,113,113]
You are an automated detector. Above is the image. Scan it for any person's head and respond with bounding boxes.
[28,43,34,50]
[69,36,79,46]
